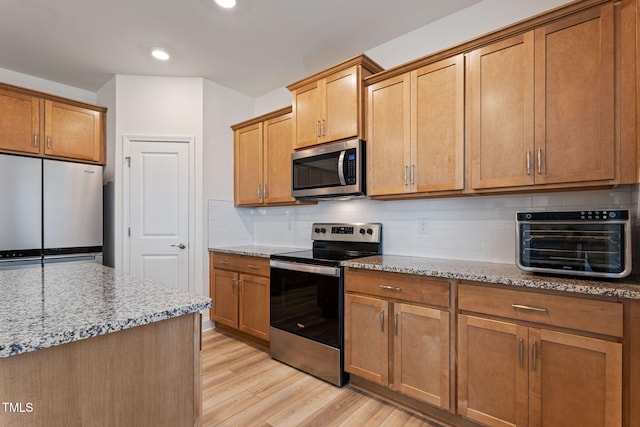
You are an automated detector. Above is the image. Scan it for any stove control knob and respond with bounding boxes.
[320,227,326,234]
[367,228,374,235]
[314,227,320,233]
[359,228,366,235]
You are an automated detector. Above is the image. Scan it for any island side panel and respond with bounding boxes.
[0,314,199,427]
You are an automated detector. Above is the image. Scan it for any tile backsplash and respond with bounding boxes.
[209,185,640,266]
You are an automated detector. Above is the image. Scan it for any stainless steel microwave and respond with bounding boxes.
[291,139,365,199]
[516,210,632,279]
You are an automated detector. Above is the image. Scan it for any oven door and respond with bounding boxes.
[270,260,342,348]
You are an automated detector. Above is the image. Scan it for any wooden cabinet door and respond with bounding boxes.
[44,100,102,162]
[0,89,40,154]
[393,303,450,409]
[458,315,529,427]
[366,73,411,196]
[344,293,389,386]
[238,273,270,341]
[412,54,464,193]
[211,269,238,328]
[263,112,294,204]
[323,66,359,143]
[292,81,320,149]
[533,4,614,185]
[529,328,622,427]
[234,122,264,206]
[468,32,535,190]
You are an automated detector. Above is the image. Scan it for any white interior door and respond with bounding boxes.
[126,139,190,291]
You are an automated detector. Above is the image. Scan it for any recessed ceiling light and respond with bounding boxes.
[150,47,170,61]
[215,0,236,9]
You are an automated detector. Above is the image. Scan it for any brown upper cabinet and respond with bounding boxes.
[366,55,465,197]
[0,87,40,155]
[232,107,299,207]
[44,100,103,163]
[287,55,383,149]
[0,83,106,164]
[468,3,616,191]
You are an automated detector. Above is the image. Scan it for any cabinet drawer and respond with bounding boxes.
[345,269,450,308]
[458,283,623,337]
[211,253,270,277]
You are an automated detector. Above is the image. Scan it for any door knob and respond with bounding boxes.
[171,243,186,249]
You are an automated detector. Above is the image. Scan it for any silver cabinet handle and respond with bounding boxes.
[380,311,385,332]
[380,285,402,291]
[316,121,321,137]
[394,313,399,336]
[171,243,186,249]
[47,136,51,149]
[512,304,548,313]
[532,340,537,372]
[519,338,524,368]
[238,279,243,295]
[33,133,38,148]
[526,150,531,175]
[404,166,408,186]
[247,265,260,270]
[537,148,542,174]
[321,119,325,137]
[411,165,415,185]
[263,184,268,199]
[231,279,236,293]
[219,260,230,266]
[257,184,262,199]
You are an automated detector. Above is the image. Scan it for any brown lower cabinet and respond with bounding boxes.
[344,269,451,410]
[458,284,622,427]
[209,252,270,342]
[345,270,629,427]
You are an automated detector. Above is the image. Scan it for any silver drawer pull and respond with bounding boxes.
[219,260,230,265]
[380,285,402,291]
[247,265,260,269]
[512,304,548,313]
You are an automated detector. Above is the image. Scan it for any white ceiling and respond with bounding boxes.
[0,0,482,97]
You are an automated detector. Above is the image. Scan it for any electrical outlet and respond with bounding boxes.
[418,218,428,234]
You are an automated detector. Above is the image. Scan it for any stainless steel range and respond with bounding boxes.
[269,223,382,386]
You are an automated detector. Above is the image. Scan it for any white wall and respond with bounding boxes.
[208,187,636,264]
[254,87,290,116]
[111,75,206,295]
[203,80,255,249]
[0,67,96,104]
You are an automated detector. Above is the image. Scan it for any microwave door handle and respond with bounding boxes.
[338,150,346,185]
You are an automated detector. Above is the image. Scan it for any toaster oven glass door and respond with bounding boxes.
[518,222,628,276]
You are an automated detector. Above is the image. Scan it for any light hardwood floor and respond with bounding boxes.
[201,329,448,427]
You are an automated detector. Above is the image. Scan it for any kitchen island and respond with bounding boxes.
[0,262,211,426]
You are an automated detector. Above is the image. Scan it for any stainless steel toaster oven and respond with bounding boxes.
[516,210,631,278]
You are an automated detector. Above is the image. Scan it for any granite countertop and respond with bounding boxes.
[0,263,211,358]
[209,245,308,258]
[344,255,640,300]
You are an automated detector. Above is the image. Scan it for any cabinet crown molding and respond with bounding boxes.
[230,105,292,131]
[286,54,384,92]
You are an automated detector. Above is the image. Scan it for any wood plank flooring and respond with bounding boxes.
[201,329,448,427]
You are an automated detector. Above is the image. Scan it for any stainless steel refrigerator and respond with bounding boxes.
[0,153,103,267]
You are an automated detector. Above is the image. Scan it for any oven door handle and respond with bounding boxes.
[270,260,341,277]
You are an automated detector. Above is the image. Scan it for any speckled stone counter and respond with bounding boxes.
[0,262,211,357]
[344,255,640,299]
[209,245,308,258]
